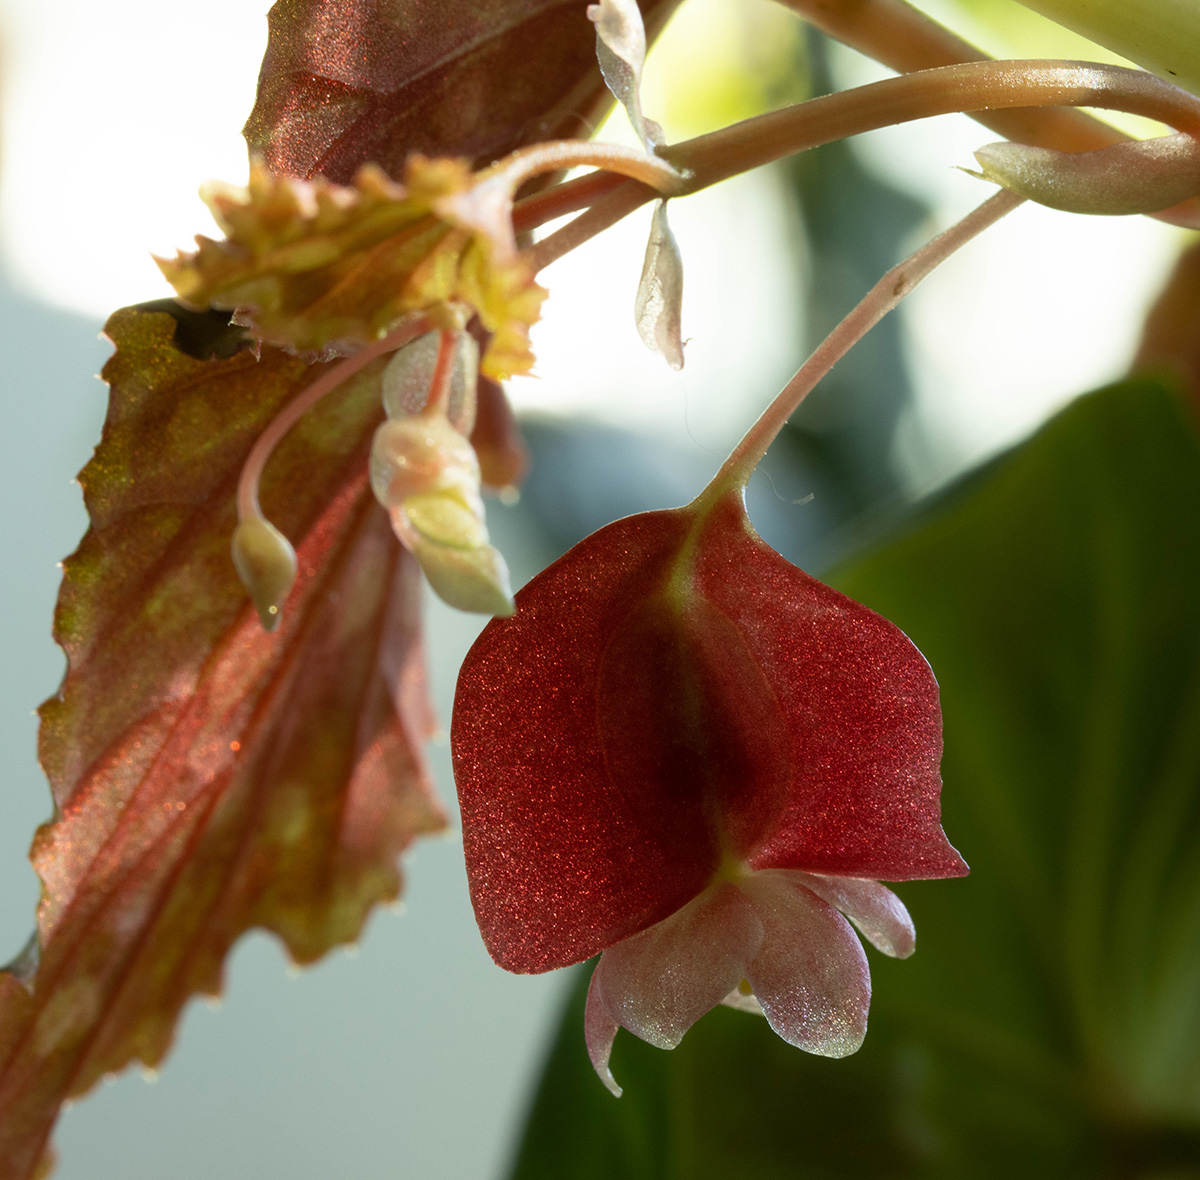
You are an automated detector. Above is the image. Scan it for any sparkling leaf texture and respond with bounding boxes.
[452,491,965,977]
[159,159,546,377]
[0,307,446,1179]
[244,0,679,184]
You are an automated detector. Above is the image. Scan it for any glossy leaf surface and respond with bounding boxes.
[0,307,445,1178]
[245,0,677,184]
[509,377,1200,1178]
[452,492,964,976]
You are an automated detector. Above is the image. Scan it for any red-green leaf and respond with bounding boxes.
[451,491,965,976]
[244,0,680,183]
[0,305,445,1178]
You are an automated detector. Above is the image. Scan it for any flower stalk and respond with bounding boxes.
[702,188,1023,503]
[231,313,431,628]
[526,58,1200,272]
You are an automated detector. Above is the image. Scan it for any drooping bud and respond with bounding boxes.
[370,414,515,616]
[971,133,1200,216]
[382,327,479,433]
[231,515,298,631]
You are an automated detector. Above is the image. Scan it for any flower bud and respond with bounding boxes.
[381,328,479,433]
[231,515,298,631]
[971,133,1200,216]
[370,414,515,617]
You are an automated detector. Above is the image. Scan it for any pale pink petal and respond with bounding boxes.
[792,872,916,959]
[585,967,623,1097]
[741,870,871,1058]
[593,881,764,1051]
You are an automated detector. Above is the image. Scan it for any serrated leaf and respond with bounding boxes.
[0,306,446,1179]
[244,0,678,184]
[159,159,546,378]
[509,377,1200,1178]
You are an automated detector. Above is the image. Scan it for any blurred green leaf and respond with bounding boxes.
[509,376,1200,1178]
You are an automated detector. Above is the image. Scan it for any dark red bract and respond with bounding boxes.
[451,490,966,975]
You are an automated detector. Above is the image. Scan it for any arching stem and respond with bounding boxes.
[489,141,684,197]
[236,314,430,523]
[527,59,1200,272]
[697,188,1024,507]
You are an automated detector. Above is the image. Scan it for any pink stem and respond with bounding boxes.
[700,188,1024,503]
[237,315,431,522]
[493,141,683,196]
[529,59,1200,272]
[423,330,457,416]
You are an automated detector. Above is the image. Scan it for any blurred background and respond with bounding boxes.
[0,0,1187,1176]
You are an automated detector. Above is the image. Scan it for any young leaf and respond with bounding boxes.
[158,159,547,377]
[0,306,446,1179]
[245,0,680,184]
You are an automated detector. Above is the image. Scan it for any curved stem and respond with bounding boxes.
[666,60,1200,191]
[771,0,1125,151]
[698,188,1024,505]
[512,169,629,236]
[237,314,430,522]
[490,141,685,197]
[527,59,1200,272]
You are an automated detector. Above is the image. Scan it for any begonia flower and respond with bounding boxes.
[451,489,967,1093]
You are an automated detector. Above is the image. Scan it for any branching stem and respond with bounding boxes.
[236,314,430,523]
[526,59,1200,272]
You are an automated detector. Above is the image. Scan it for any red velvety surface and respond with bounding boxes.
[692,496,967,881]
[451,493,965,974]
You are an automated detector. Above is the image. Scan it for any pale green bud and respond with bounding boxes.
[231,515,298,631]
[971,133,1200,215]
[370,414,515,617]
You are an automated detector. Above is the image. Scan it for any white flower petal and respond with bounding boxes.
[585,967,623,1097]
[792,872,916,959]
[741,870,871,1058]
[593,881,764,1051]
[720,984,764,1015]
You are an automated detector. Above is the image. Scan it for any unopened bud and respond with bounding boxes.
[231,515,298,631]
[370,415,479,506]
[370,414,515,617]
[971,133,1200,216]
[382,329,479,432]
[407,529,516,617]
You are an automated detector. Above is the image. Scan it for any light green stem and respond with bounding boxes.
[698,189,1023,505]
